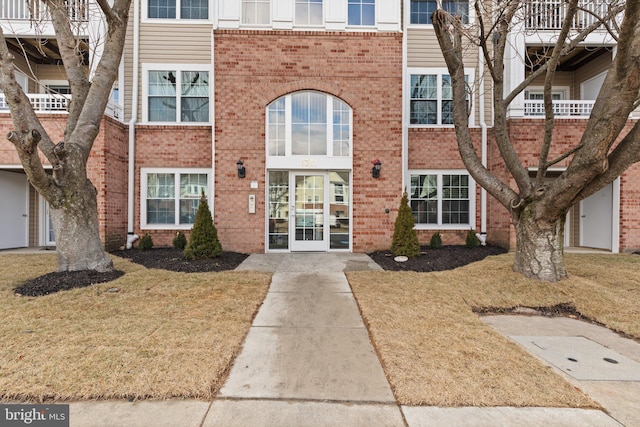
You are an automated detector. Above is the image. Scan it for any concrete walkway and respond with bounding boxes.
[24,253,637,426]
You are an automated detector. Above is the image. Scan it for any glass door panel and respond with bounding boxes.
[329,171,349,249]
[268,171,289,250]
[291,174,326,251]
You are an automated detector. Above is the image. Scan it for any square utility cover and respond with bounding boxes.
[510,336,640,381]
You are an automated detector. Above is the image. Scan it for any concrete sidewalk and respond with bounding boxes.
[63,253,635,426]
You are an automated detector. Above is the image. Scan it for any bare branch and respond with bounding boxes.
[544,144,584,169]
[536,0,580,187]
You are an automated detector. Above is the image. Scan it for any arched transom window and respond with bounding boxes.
[267,91,351,157]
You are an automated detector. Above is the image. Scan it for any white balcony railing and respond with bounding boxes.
[1,94,123,121]
[526,0,611,30]
[524,100,595,117]
[1,0,88,22]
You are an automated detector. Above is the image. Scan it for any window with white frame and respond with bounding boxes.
[348,0,375,26]
[410,0,468,24]
[142,169,210,228]
[242,0,270,25]
[410,172,473,227]
[145,66,210,123]
[148,0,208,19]
[267,91,351,157]
[410,71,470,125]
[295,0,323,25]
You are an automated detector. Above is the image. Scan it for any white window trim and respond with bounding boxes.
[140,167,212,230]
[240,0,272,27]
[409,169,476,230]
[405,0,474,28]
[142,63,212,125]
[39,80,70,94]
[142,0,212,22]
[407,67,475,128]
[524,86,570,100]
[345,0,376,29]
[265,90,353,161]
[293,0,325,28]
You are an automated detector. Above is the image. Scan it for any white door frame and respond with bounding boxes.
[0,170,29,249]
[290,172,329,252]
[39,196,56,247]
[579,179,619,252]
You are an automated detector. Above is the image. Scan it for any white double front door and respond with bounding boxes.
[268,171,350,252]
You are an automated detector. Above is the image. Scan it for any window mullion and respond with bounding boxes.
[437,74,442,125]
[437,173,443,226]
[285,95,291,156]
[327,96,333,156]
[176,71,181,123]
[175,173,181,226]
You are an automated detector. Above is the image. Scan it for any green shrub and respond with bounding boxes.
[184,192,222,260]
[138,233,154,250]
[429,231,442,248]
[173,231,187,250]
[466,229,480,248]
[391,191,420,258]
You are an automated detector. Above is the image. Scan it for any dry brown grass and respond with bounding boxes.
[0,253,271,402]
[347,252,640,407]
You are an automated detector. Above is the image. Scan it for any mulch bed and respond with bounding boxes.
[368,244,507,272]
[14,245,506,297]
[13,248,248,297]
[14,270,125,297]
[111,247,249,273]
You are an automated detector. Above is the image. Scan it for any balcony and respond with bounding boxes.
[523,100,594,118]
[0,94,123,120]
[525,0,611,31]
[1,0,88,22]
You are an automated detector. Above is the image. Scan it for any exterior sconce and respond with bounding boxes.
[237,159,246,178]
[372,159,381,178]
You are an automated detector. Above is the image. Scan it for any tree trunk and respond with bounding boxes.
[513,209,567,282]
[50,179,113,273]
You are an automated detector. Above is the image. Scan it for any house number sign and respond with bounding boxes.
[301,159,317,168]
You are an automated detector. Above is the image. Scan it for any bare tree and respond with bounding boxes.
[0,0,131,272]
[432,0,639,281]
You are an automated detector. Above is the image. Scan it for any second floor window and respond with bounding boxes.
[242,0,270,25]
[410,0,468,25]
[148,69,210,123]
[295,0,322,25]
[410,72,469,125]
[148,0,208,20]
[348,0,375,26]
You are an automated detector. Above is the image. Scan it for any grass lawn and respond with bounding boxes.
[0,253,271,402]
[347,252,640,407]
[2,251,638,408]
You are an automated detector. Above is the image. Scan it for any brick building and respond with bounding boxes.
[1,0,638,254]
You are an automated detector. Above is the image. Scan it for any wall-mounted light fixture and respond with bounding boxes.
[237,159,246,178]
[372,159,381,178]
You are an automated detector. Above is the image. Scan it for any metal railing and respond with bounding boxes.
[1,94,123,121]
[524,100,595,117]
[525,0,611,30]
[1,0,88,22]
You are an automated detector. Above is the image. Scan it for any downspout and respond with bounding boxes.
[478,43,488,245]
[211,24,216,220]
[126,0,140,249]
[401,2,408,193]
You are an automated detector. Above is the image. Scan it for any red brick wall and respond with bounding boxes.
[214,30,403,253]
[620,162,640,252]
[132,124,213,247]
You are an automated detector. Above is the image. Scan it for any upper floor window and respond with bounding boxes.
[295,0,323,25]
[148,0,208,19]
[410,71,469,126]
[410,0,468,25]
[267,91,351,157]
[242,0,270,25]
[145,66,210,123]
[348,0,375,26]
